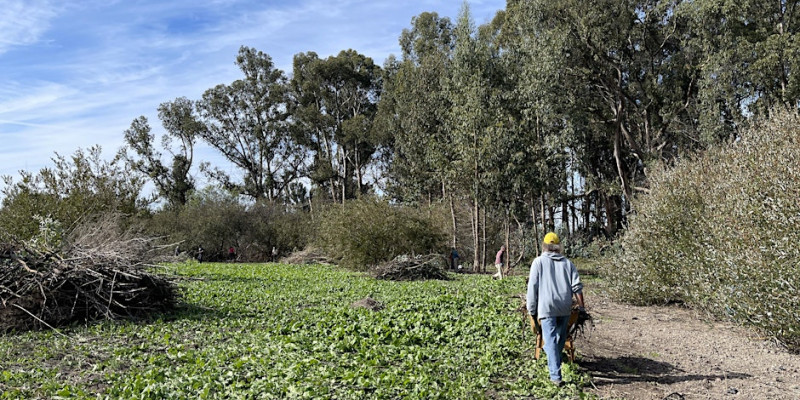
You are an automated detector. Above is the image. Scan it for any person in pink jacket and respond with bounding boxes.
[492,245,505,279]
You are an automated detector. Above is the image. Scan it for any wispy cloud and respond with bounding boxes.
[0,0,58,54]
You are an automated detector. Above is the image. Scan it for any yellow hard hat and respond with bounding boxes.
[543,232,560,245]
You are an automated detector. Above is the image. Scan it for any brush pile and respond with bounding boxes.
[281,248,335,265]
[0,220,179,332]
[372,254,450,281]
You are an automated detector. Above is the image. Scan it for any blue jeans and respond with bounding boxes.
[540,315,570,381]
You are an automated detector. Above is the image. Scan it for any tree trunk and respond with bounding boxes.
[540,194,547,232]
[481,206,486,273]
[571,168,578,234]
[341,148,347,203]
[471,198,479,272]
[355,150,363,197]
[504,208,510,275]
[449,192,457,249]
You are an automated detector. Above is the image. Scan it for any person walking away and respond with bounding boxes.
[493,246,506,279]
[526,232,585,386]
[228,246,236,262]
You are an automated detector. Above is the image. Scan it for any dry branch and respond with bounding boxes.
[372,254,450,281]
[0,223,179,332]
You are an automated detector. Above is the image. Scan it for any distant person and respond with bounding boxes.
[449,248,460,270]
[271,246,278,262]
[174,246,180,257]
[492,245,505,280]
[526,232,585,386]
[197,246,204,263]
[228,246,236,262]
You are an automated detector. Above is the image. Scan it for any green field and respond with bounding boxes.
[0,263,593,399]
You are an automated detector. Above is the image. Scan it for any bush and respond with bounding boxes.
[0,146,145,243]
[314,198,447,271]
[145,188,311,262]
[608,109,800,351]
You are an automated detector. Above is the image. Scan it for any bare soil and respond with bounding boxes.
[578,291,800,399]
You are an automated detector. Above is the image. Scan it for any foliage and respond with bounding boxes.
[314,199,448,271]
[0,146,145,242]
[120,97,201,209]
[381,12,455,203]
[289,49,384,202]
[196,46,302,202]
[679,0,800,139]
[0,262,594,398]
[608,109,800,351]
[145,188,310,261]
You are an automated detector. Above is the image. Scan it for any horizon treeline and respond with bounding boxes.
[3,0,800,264]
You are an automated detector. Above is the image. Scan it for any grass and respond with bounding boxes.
[0,262,595,399]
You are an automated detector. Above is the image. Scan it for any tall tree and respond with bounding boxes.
[504,0,703,235]
[289,49,382,202]
[681,0,800,141]
[121,97,200,208]
[384,11,455,204]
[197,46,302,202]
[448,3,496,270]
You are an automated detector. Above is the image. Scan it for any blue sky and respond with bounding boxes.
[0,0,506,191]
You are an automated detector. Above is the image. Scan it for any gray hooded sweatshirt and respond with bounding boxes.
[526,252,583,318]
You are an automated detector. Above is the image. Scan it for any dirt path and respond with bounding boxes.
[578,293,800,399]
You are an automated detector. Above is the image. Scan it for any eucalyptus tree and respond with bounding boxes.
[196,46,302,202]
[375,12,463,248]
[447,3,499,269]
[505,0,701,235]
[121,97,200,208]
[679,0,800,141]
[289,49,382,203]
[383,12,455,205]
[478,8,557,261]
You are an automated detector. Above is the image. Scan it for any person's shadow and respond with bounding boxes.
[582,355,751,386]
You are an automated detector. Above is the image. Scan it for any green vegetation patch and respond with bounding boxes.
[1,262,593,399]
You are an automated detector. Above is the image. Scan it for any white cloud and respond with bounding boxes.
[0,0,58,54]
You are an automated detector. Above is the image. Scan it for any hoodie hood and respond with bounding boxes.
[543,251,565,261]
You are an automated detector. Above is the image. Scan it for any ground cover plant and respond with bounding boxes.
[0,262,593,399]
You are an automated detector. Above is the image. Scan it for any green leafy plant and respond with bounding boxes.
[1,262,594,398]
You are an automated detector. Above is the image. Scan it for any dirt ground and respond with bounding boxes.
[578,291,800,400]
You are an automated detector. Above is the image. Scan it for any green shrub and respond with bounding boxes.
[0,146,144,242]
[145,188,310,261]
[609,109,800,351]
[314,198,447,271]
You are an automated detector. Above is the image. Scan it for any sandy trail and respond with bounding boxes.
[578,293,800,400]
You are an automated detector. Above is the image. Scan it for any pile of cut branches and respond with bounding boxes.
[281,248,334,265]
[372,254,450,281]
[0,223,179,332]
